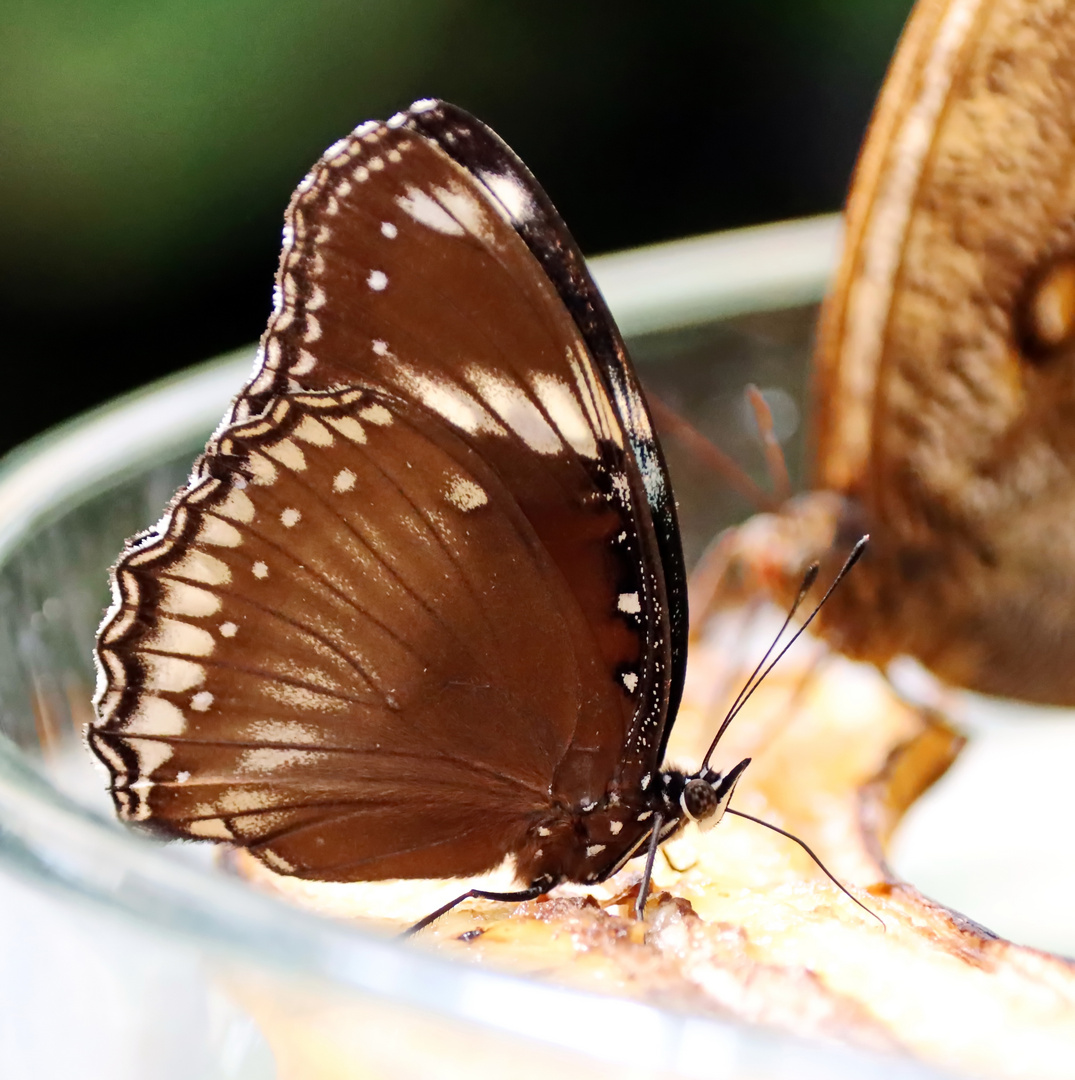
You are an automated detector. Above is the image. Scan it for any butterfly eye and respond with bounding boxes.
[1017,255,1075,360]
[681,778,720,828]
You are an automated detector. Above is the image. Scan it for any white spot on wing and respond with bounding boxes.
[445,476,488,512]
[618,592,641,615]
[170,550,231,587]
[197,517,242,548]
[142,655,205,694]
[367,270,388,291]
[239,747,325,773]
[246,453,278,486]
[479,169,535,223]
[189,819,233,839]
[294,416,333,446]
[334,469,356,493]
[531,373,598,458]
[466,367,561,455]
[394,365,506,437]
[146,618,216,657]
[124,696,187,736]
[381,221,398,238]
[326,416,367,443]
[280,508,301,528]
[263,682,349,713]
[622,672,639,693]
[246,720,322,744]
[432,182,493,242]
[264,439,307,472]
[262,850,294,873]
[190,691,214,712]
[253,561,269,580]
[610,821,623,836]
[160,580,221,618]
[220,622,238,638]
[126,737,174,777]
[359,404,393,426]
[217,488,255,523]
[586,844,606,858]
[396,186,465,236]
[372,339,389,356]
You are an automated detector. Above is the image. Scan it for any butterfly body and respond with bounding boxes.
[696,0,1075,705]
[91,99,752,901]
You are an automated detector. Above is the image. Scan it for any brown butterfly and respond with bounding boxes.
[692,0,1075,706]
[89,100,761,923]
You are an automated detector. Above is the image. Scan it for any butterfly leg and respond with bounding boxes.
[403,877,557,937]
[633,813,665,921]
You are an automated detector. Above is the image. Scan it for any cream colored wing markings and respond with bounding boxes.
[254,115,625,464]
[129,105,661,815]
[91,390,597,857]
[254,113,652,751]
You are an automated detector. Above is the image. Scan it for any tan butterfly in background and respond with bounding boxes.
[690,0,1075,705]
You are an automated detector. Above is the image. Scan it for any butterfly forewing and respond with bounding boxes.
[241,101,681,778]
[93,101,688,884]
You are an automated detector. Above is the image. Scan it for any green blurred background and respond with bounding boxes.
[0,0,914,454]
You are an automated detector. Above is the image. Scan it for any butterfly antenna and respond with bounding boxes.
[704,562,819,756]
[726,808,884,929]
[645,391,779,512]
[700,561,819,770]
[701,536,868,771]
[746,384,791,502]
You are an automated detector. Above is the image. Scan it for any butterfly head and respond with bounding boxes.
[675,757,751,834]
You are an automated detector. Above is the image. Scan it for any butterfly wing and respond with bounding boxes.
[242,100,686,759]
[92,101,687,879]
[805,0,1075,701]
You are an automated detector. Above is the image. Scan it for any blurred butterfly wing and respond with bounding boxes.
[811,0,1075,699]
[240,99,685,775]
[810,0,968,494]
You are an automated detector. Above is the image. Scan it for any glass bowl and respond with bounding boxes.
[0,214,964,1080]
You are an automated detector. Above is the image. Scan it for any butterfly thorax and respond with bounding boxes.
[517,762,749,889]
[518,770,692,887]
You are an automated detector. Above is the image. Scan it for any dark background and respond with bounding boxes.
[1,0,914,454]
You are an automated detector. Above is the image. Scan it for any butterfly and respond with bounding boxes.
[89,98,764,925]
[692,0,1075,706]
